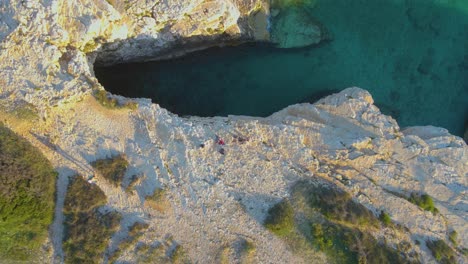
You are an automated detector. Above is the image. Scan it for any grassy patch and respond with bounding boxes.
[240,239,256,255]
[11,102,39,120]
[264,200,295,237]
[135,240,191,264]
[171,244,190,264]
[93,90,138,110]
[0,123,57,261]
[408,193,438,214]
[426,239,456,264]
[379,211,392,226]
[63,176,121,264]
[309,220,408,264]
[91,154,128,188]
[136,243,169,264]
[109,221,149,263]
[144,188,170,212]
[239,239,256,264]
[297,182,380,227]
[448,230,457,246]
[263,181,416,263]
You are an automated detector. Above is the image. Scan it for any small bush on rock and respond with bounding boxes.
[63,175,121,264]
[408,193,438,214]
[426,239,456,264]
[91,154,128,187]
[263,180,418,263]
[264,200,295,237]
[94,90,138,110]
[379,211,392,226]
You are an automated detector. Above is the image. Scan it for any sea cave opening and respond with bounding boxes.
[94,0,468,137]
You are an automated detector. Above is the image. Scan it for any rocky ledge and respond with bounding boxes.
[0,0,466,263]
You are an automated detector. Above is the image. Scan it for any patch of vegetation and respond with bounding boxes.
[299,183,380,227]
[0,123,57,261]
[217,245,231,264]
[448,230,457,246]
[310,221,408,264]
[63,176,121,264]
[0,101,39,121]
[105,0,117,7]
[238,239,256,263]
[125,174,141,193]
[11,102,39,120]
[135,240,191,264]
[171,244,190,264]
[264,200,295,237]
[408,193,438,214]
[240,239,256,255]
[426,239,456,264]
[91,154,128,187]
[93,90,138,110]
[135,243,168,264]
[144,188,170,212]
[379,211,392,226]
[82,40,99,53]
[460,247,468,256]
[109,221,149,263]
[263,181,418,263]
[129,221,149,237]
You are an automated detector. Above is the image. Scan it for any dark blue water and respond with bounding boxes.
[95,0,468,137]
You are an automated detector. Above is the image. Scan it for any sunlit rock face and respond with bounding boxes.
[0,0,467,263]
[93,0,271,65]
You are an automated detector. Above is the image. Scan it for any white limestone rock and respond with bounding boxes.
[0,1,466,263]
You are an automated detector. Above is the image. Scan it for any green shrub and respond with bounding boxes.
[379,211,392,226]
[264,200,295,237]
[294,182,379,227]
[426,239,456,264]
[408,193,438,214]
[448,231,457,246]
[309,220,408,264]
[63,176,121,264]
[264,181,417,263]
[0,123,57,261]
[63,176,106,213]
[93,90,138,110]
[91,154,128,187]
[128,221,149,237]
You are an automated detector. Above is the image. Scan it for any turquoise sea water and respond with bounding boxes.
[95,0,468,137]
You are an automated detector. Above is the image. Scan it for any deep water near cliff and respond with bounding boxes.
[96,0,468,137]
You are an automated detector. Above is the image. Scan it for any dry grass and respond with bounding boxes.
[144,188,170,212]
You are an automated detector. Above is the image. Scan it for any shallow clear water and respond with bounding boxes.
[96,0,468,136]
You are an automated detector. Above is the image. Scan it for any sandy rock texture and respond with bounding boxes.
[0,1,466,264]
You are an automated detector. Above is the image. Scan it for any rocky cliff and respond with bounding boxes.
[0,1,466,263]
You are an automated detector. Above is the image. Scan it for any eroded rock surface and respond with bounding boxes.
[0,1,466,264]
